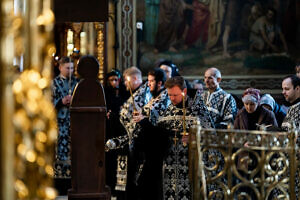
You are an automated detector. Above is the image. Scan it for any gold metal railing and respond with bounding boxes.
[189,125,299,200]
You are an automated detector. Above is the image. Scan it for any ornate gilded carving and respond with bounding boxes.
[117,0,136,71]
[71,22,83,52]
[1,0,57,199]
[95,22,105,83]
[189,127,298,199]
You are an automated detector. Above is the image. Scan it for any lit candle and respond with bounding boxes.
[182,92,187,146]
[68,64,72,95]
[127,76,136,111]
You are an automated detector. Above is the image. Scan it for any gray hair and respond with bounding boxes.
[207,67,221,79]
[124,66,142,80]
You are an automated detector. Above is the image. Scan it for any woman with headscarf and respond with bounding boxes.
[233,88,278,199]
[104,70,128,199]
[234,88,278,130]
[260,94,286,127]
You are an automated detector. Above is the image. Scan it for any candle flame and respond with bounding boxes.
[126,76,130,81]
[181,92,185,97]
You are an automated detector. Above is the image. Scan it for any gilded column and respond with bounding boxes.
[1,0,57,199]
[1,0,20,198]
[95,22,106,84]
[107,0,116,72]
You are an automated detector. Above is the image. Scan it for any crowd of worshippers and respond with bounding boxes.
[52,56,300,199]
[103,60,300,200]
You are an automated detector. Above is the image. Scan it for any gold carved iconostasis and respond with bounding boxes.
[53,22,107,83]
[1,0,299,198]
[114,0,300,101]
[1,0,57,199]
[50,0,300,109]
[0,0,111,199]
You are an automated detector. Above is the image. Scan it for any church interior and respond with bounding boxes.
[1,0,300,200]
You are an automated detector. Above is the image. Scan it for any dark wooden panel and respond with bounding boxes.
[69,56,110,199]
[54,0,108,22]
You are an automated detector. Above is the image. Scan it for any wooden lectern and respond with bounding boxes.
[68,56,110,200]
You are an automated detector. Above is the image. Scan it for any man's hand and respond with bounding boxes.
[105,139,116,152]
[62,95,72,105]
[132,111,144,123]
[107,110,111,119]
[181,134,189,146]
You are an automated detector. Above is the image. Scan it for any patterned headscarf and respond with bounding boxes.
[242,88,260,103]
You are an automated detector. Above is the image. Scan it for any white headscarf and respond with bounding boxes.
[260,94,275,110]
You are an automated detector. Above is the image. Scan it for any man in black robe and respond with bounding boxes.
[52,56,79,194]
[104,70,128,199]
[133,76,214,200]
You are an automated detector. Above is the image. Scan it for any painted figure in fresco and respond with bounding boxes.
[52,56,78,193]
[144,0,160,45]
[249,7,288,53]
[206,0,225,49]
[154,0,193,52]
[222,0,244,58]
[185,0,210,47]
[247,2,263,32]
[295,62,300,78]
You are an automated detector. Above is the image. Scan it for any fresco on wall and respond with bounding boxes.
[136,0,299,76]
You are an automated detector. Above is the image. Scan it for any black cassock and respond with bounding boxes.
[52,75,78,178]
[137,90,214,200]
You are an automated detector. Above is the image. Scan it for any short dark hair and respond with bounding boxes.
[164,76,186,90]
[58,56,73,65]
[295,62,300,71]
[156,59,173,68]
[283,75,300,88]
[156,59,180,77]
[148,68,167,85]
[106,69,121,79]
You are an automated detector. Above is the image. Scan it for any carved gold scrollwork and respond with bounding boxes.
[231,183,260,200]
[206,181,229,200]
[232,148,261,183]
[189,128,298,200]
[202,148,227,181]
[265,152,288,176]
[71,22,83,51]
[94,22,105,83]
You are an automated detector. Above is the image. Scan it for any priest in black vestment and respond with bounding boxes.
[133,76,214,200]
